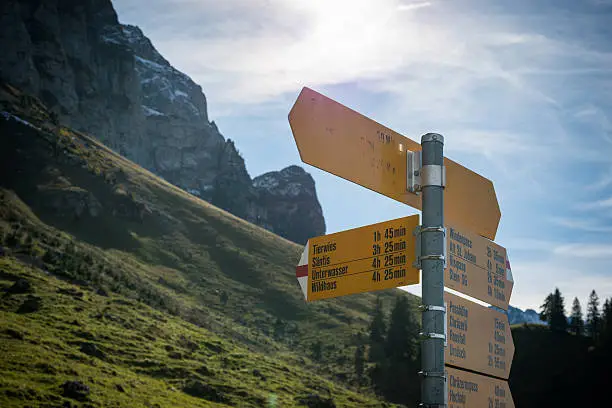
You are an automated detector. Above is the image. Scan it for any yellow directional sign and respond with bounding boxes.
[447,366,515,408]
[444,291,514,379]
[296,216,420,301]
[445,224,513,310]
[288,86,501,241]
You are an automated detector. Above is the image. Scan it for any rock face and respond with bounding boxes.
[253,166,326,246]
[0,0,325,243]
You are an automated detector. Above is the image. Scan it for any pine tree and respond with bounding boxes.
[550,288,567,333]
[601,298,612,348]
[354,342,365,386]
[273,318,285,341]
[540,293,553,323]
[587,290,601,340]
[367,296,387,394]
[368,296,387,364]
[311,340,323,361]
[570,297,584,336]
[382,295,420,405]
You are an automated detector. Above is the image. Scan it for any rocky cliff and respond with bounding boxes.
[0,0,325,244]
[253,166,326,246]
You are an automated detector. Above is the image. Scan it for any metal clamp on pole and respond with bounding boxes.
[419,305,446,313]
[417,369,448,408]
[413,226,447,269]
[420,304,449,347]
[419,331,446,341]
[418,370,446,379]
[421,164,446,188]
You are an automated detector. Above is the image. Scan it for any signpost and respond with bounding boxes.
[445,224,514,310]
[447,366,515,408]
[288,86,516,407]
[444,291,515,379]
[288,86,501,241]
[295,216,420,302]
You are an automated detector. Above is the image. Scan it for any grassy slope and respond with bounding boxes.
[0,254,390,408]
[0,82,415,406]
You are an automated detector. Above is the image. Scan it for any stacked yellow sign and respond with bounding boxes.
[289,87,515,407]
[444,225,515,408]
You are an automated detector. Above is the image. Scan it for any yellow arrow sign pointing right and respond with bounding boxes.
[288,86,501,241]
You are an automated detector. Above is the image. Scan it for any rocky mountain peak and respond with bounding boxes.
[253,166,325,245]
[0,0,325,244]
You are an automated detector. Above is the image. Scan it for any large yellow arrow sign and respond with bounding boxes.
[288,87,501,241]
[445,292,515,379]
[445,224,513,310]
[447,366,515,408]
[296,215,420,301]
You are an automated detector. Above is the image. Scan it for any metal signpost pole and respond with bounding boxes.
[418,133,447,407]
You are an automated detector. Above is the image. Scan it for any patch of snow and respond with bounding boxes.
[174,89,188,98]
[186,188,201,197]
[253,175,279,190]
[141,105,165,116]
[279,183,304,197]
[140,74,161,85]
[135,56,167,73]
[101,35,122,45]
[1,111,41,131]
[200,184,214,191]
[122,25,143,44]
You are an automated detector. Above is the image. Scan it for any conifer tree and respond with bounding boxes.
[367,296,387,393]
[587,290,601,340]
[382,295,420,405]
[540,292,553,323]
[368,296,387,364]
[311,340,323,361]
[550,288,567,333]
[354,342,365,386]
[570,297,584,336]
[601,298,612,347]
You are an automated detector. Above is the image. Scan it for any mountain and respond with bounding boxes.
[0,81,407,407]
[0,0,325,245]
[506,305,547,325]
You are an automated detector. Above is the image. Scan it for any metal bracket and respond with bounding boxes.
[418,370,447,379]
[407,150,422,193]
[421,164,446,188]
[418,368,448,408]
[413,226,447,269]
[419,304,448,347]
[419,332,446,341]
[419,305,446,313]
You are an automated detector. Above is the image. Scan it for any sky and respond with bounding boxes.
[113,0,612,313]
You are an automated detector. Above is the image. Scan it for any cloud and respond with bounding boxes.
[585,167,612,191]
[552,243,612,258]
[580,196,612,210]
[397,1,432,11]
[549,216,612,232]
[503,238,558,252]
[115,0,612,167]
[117,0,606,105]
[502,236,612,311]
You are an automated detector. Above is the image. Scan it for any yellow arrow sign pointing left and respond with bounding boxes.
[296,215,420,301]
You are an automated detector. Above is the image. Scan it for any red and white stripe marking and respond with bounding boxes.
[506,251,514,283]
[295,241,309,300]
